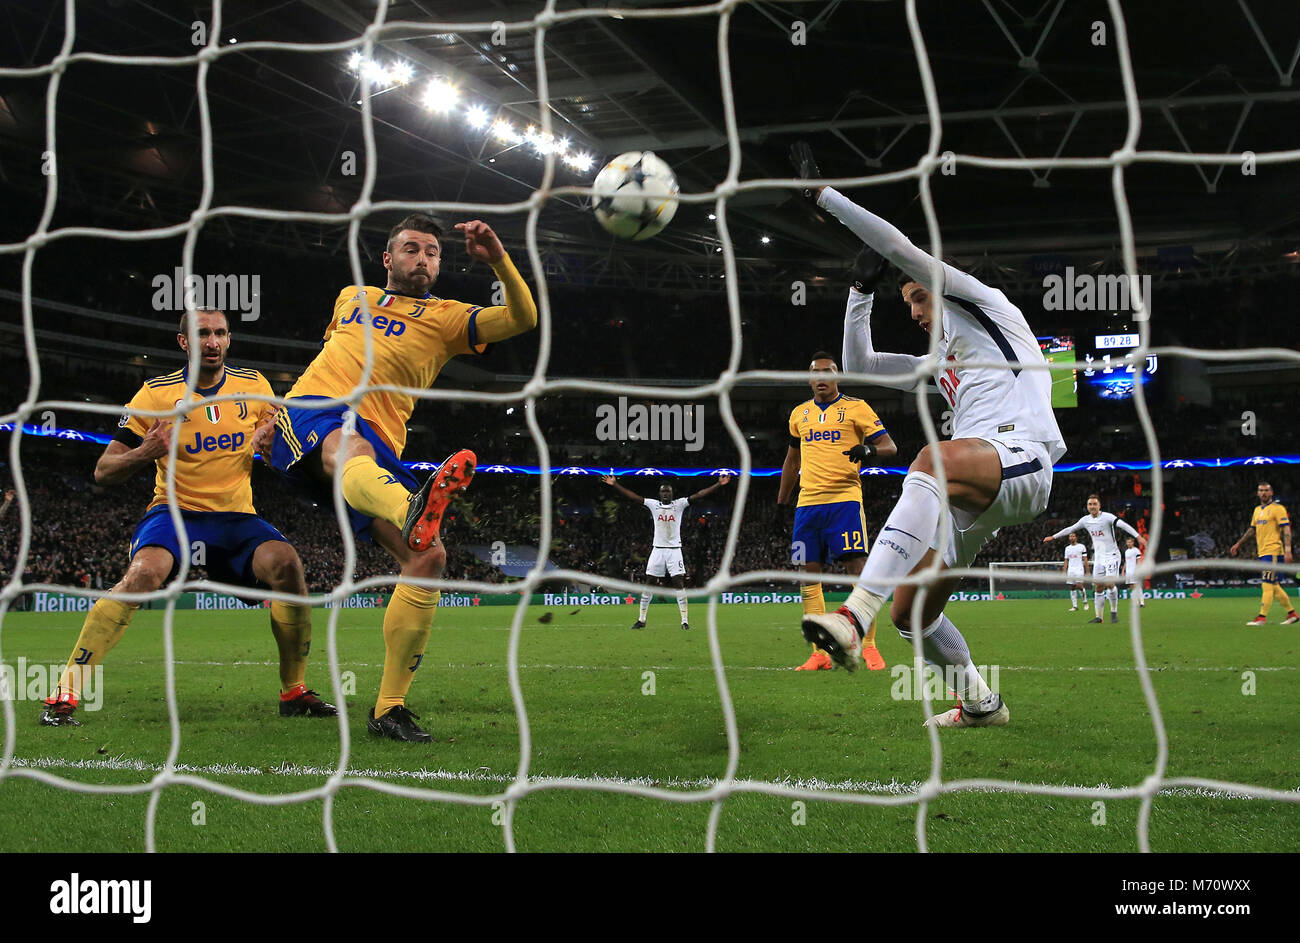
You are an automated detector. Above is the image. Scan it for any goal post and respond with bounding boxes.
[987,561,1075,599]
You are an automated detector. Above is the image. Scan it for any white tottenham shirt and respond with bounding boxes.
[824,186,1067,464]
[1051,511,1139,559]
[1124,546,1142,578]
[1064,543,1086,572]
[644,497,690,548]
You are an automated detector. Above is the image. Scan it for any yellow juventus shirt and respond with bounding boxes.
[1252,501,1290,556]
[788,394,887,507]
[116,367,273,514]
[288,283,512,456]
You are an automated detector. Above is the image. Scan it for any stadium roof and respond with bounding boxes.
[1,0,1298,289]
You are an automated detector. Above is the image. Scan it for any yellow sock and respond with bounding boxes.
[800,583,825,616]
[270,600,312,693]
[801,584,826,654]
[1274,584,1292,613]
[1260,585,1274,618]
[341,454,411,531]
[54,598,138,701]
[864,617,878,648]
[375,584,440,718]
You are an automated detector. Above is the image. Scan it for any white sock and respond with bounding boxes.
[676,590,688,623]
[639,592,651,622]
[1070,590,1077,607]
[845,470,944,627]
[1094,592,1104,618]
[917,614,998,712]
[1134,586,1144,606]
[1108,587,1118,612]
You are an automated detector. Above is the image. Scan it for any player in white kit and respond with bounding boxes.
[790,143,1067,728]
[1062,532,1089,612]
[602,475,732,629]
[1043,494,1146,624]
[1123,537,1145,608]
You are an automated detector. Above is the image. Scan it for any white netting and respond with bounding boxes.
[987,561,1078,597]
[3,0,1300,854]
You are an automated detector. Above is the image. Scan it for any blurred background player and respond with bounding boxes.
[1045,494,1146,624]
[779,344,897,672]
[791,142,1065,728]
[267,214,537,742]
[1230,482,1296,626]
[1063,532,1088,612]
[602,475,732,630]
[1122,537,1145,608]
[41,308,329,727]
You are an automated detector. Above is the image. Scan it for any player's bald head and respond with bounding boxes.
[178,306,228,335]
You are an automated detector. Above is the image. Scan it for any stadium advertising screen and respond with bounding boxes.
[1080,332,1159,403]
[1038,335,1078,409]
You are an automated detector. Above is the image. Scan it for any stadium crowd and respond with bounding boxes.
[1,438,1288,597]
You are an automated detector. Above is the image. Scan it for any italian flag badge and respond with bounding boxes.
[204,404,221,424]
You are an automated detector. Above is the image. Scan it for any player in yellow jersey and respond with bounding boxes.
[40,308,330,726]
[779,351,897,672]
[1230,481,1296,626]
[268,213,538,742]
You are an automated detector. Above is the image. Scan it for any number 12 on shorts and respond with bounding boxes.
[840,530,864,552]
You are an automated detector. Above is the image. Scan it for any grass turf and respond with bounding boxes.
[0,597,1297,852]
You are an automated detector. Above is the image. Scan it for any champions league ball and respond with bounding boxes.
[592,150,679,241]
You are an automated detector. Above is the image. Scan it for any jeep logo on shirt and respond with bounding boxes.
[339,307,407,338]
[186,431,246,453]
[804,429,842,442]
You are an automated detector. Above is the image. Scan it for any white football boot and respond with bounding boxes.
[801,608,863,673]
[925,695,1010,728]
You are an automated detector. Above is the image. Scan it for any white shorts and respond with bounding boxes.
[646,547,686,578]
[1094,555,1121,581]
[1066,568,1085,583]
[940,438,1054,569]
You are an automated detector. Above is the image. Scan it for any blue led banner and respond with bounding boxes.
[4,421,1297,476]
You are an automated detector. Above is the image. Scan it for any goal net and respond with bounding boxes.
[987,561,1076,599]
[2,0,1299,857]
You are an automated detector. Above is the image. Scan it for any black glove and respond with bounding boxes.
[849,245,889,294]
[788,141,822,200]
[842,443,876,464]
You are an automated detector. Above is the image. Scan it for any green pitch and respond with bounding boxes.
[1043,350,1078,408]
[1,598,1297,853]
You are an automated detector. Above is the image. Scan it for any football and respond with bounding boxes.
[591,150,679,240]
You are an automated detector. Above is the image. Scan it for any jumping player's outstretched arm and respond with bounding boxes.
[818,187,995,307]
[841,287,927,390]
[601,475,642,502]
[455,220,539,344]
[687,475,732,502]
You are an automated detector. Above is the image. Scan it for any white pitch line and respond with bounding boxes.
[145,660,1298,673]
[7,755,1293,802]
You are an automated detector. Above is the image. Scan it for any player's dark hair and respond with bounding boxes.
[1258,481,1272,489]
[1088,493,1101,502]
[386,213,444,254]
[809,351,837,367]
[178,307,227,334]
